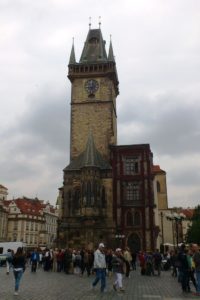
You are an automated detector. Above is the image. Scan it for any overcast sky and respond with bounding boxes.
[1,0,200,208]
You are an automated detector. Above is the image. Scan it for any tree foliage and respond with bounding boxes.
[186,205,200,244]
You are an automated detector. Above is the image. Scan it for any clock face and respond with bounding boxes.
[85,79,99,94]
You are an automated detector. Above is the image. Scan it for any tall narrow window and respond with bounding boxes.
[126,182,134,201]
[157,181,161,193]
[26,221,29,230]
[134,211,141,226]
[13,221,18,230]
[87,181,91,206]
[74,189,80,209]
[101,186,106,207]
[127,211,133,226]
[82,183,86,206]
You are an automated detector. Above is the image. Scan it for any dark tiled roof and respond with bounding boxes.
[79,29,108,63]
[64,132,111,171]
[5,198,56,216]
[180,208,194,219]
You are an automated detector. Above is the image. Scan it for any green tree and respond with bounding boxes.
[186,205,200,244]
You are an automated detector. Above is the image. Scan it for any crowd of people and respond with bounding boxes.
[2,242,200,297]
[137,243,200,296]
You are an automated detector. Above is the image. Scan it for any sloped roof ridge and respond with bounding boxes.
[64,132,111,171]
[0,184,8,189]
[153,165,166,173]
[69,41,76,64]
[108,40,115,61]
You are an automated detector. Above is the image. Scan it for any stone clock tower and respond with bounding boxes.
[68,28,119,161]
[58,25,160,252]
[58,26,119,249]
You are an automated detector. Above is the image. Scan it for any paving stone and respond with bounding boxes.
[0,266,197,300]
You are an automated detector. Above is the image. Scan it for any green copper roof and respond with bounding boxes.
[79,29,108,63]
[64,132,111,171]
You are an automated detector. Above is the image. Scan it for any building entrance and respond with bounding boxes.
[127,233,141,253]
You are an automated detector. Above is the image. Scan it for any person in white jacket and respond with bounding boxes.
[91,243,106,293]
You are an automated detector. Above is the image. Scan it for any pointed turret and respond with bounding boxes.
[69,39,76,65]
[108,39,115,62]
[64,132,111,171]
[79,28,107,63]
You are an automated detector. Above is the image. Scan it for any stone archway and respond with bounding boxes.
[127,233,141,253]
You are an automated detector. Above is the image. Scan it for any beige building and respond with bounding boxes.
[4,197,58,249]
[0,185,8,241]
[43,203,58,248]
[153,166,171,248]
[153,169,191,249]
[0,184,8,201]
[0,202,8,242]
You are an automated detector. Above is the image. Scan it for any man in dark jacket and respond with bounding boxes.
[30,248,39,272]
[177,244,189,292]
[153,249,162,276]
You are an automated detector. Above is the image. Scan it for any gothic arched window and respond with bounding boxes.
[134,211,141,226]
[127,211,133,226]
[86,181,91,206]
[68,190,71,211]
[93,181,98,205]
[82,182,86,206]
[101,186,106,207]
[74,189,80,209]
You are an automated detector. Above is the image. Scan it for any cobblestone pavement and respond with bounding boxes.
[0,266,198,300]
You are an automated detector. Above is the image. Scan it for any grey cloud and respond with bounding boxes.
[1,0,200,206]
[0,87,69,201]
[17,86,70,152]
[169,168,200,187]
[168,186,200,208]
[118,92,200,156]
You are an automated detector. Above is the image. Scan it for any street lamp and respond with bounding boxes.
[115,234,125,248]
[166,212,185,248]
[160,212,164,244]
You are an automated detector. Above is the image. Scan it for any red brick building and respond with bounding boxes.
[111,144,156,251]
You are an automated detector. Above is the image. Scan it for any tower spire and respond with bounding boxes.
[89,16,91,29]
[99,16,101,29]
[69,37,76,64]
[108,35,115,61]
[79,25,107,63]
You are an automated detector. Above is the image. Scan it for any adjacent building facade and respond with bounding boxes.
[111,144,157,252]
[0,185,8,242]
[3,197,58,249]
